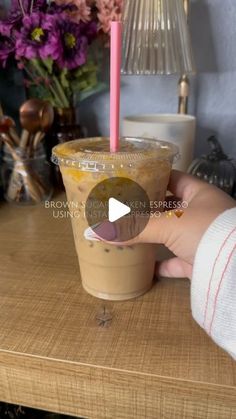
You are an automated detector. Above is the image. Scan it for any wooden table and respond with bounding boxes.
[0,198,235,419]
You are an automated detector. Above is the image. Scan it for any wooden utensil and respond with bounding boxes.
[1,130,44,203]
[9,127,20,146]
[20,99,54,134]
[0,115,20,146]
[19,129,30,152]
[33,131,45,151]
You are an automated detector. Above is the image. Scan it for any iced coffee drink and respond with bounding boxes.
[52,137,178,300]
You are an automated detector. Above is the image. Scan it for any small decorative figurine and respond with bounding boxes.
[188,136,236,198]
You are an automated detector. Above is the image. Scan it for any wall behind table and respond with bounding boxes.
[80,0,236,158]
[0,68,25,126]
[1,0,236,158]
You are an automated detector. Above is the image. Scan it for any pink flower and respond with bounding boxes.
[44,78,51,86]
[96,0,123,33]
[23,79,32,87]
[54,0,91,22]
[17,61,25,70]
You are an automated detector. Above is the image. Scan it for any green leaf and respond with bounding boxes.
[42,58,53,74]
[30,59,46,76]
[60,68,70,89]
[71,60,100,94]
[80,82,107,101]
[71,79,86,92]
[73,61,98,79]
[27,84,58,107]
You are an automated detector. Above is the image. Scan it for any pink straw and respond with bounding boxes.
[110,21,122,153]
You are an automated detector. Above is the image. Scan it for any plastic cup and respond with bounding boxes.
[52,137,179,300]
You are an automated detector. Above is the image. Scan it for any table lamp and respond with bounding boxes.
[121,0,195,114]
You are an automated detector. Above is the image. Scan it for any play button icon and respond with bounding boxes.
[85,177,151,242]
[108,198,131,222]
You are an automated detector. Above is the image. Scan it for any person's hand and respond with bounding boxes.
[88,171,235,279]
[127,170,235,279]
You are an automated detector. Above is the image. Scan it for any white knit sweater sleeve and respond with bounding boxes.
[191,207,236,360]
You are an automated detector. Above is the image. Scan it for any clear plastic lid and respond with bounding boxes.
[51,137,180,172]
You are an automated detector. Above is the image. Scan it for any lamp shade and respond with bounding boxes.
[121,0,195,75]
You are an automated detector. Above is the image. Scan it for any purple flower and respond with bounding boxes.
[0,23,15,67]
[5,0,47,31]
[3,9,23,33]
[0,22,11,37]
[11,0,47,14]
[80,20,97,44]
[57,17,88,70]
[15,12,60,60]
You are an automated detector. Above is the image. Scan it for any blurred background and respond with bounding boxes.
[1,0,236,157]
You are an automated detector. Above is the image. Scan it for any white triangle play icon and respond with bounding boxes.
[108,198,131,223]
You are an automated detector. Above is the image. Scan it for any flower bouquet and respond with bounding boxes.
[0,0,123,108]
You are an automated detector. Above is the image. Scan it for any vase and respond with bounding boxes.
[2,145,53,205]
[46,107,85,189]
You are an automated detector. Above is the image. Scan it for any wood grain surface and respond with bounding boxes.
[0,197,235,418]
